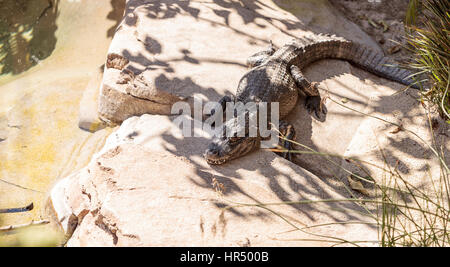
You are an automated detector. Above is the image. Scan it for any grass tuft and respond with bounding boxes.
[405,0,450,120]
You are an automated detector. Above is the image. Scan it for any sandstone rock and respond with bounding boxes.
[339,85,450,195]
[94,0,390,182]
[49,0,449,247]
[51,114,378,246]
[98,0,380,124]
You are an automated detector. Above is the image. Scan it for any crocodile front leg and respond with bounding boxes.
[277,120,296,162]
[205,95,235,126]
[246,41,276,68]
[290,65,327,118]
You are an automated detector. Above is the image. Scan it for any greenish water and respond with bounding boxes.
[0,0,124,245]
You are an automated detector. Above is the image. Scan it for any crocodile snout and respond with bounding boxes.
[204,142,230,165]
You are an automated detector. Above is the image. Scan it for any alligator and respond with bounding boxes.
[204,34,421,165]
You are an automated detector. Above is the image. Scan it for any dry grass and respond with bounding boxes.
[405,0,450,120]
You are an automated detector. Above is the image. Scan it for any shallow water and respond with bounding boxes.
[0,0,125,242]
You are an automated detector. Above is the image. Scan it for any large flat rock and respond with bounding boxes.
[97,0,380,124]
[52,114,377,246]
[51,0,449,246]
[93,0,388,182]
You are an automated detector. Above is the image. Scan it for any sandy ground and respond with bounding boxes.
[329,0,419,64]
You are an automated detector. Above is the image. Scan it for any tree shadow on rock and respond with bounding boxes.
[307,60,449,201]
[158,119,373,226]
[107,0,449,235]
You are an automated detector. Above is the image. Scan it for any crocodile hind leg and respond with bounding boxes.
[276,120,296,162]
[290,65,327,118]
[246,40,276,68]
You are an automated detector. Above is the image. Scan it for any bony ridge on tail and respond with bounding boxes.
[204,34,421,165]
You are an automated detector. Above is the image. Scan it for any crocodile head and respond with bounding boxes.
[204,117,261,165]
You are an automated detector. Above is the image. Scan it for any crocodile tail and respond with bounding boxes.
[336,41,420,89]
[294,35,421,89]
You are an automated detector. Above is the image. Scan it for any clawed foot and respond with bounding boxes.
[279,139,294,161]
[277,122,296,162]
[305,95,327,120]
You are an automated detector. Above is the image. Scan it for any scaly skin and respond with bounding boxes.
[204,34,420,165]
